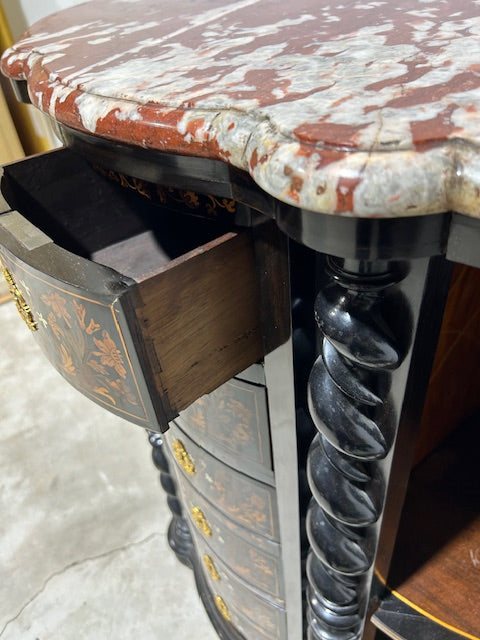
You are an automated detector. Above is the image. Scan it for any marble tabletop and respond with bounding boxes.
[2,0,480,218]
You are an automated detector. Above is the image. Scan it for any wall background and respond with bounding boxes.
[0,0,85,296]
[1,0,85,39]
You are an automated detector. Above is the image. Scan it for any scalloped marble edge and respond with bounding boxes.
[2,45,480,220]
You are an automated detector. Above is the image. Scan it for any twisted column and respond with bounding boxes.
[305,258,406,640]
[148,431,194,567]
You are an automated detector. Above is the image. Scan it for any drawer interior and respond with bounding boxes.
[1,148,237,281]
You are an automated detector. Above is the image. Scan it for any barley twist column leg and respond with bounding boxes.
[148,431,195,567]
[305,257,410,640]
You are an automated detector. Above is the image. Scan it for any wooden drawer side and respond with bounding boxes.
[136,230,264,418]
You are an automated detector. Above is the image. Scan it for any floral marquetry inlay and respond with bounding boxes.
[94,166,237,220]
[178,379,271,470]
[0,252,151,425]
[40,292,136,407]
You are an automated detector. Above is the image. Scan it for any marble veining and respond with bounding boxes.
[2,0,480,217]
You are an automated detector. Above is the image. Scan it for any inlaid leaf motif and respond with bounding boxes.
[48,312,63,340]
[87,359,107,375]
[73,299,86,328]
[1,251,146,421]
[92,330,127,379]
[180,190,199,208]
[59,344,75,374]
[188,405,207,430]
[38,291,139,410]
[232,422,250,443]
[85,318,100,334]
[93,386,116,405]
[41,292,72,326]
[109,378,138,405]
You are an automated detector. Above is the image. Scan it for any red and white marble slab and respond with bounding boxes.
[2,0,480,217]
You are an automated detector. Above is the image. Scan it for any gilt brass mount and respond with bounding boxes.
[172,439,196,475]
[191,507,212,537]
[214,596,232,622]
[1,265,37,331]
[203,554,220,582]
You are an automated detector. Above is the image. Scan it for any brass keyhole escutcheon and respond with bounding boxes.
[191,506,212,537]
[203,554,220,582]
[214,596,231,622]
[1,265,37,331]
[172,439,196,475]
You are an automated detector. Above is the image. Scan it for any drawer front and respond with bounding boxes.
[176,376,273,482]
[166,423,279,540]
[177,475,283,599]
[0,149,265,431]
[0,239,159,429]
[196,537,287,640]
[195,533,284,605]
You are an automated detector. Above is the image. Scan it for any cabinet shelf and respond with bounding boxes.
[373,414,480,640]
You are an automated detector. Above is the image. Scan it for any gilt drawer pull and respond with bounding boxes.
[214,595,232,622]
[203,554,220,582]
[172,439,196,475]
[191,507,212,537]
[1,265,37,331]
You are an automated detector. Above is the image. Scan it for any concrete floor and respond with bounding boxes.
[0,299,218,640]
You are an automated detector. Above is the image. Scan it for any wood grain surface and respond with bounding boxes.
[384,414,480,639]
[136,229,264,419]
[415,263,480,464]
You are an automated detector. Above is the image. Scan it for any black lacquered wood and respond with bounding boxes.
[148,431,194,566]
[305,258,411,639]
[276,205,448,261]
[149,431,248,639]
[308,436,383,527]
[308,356,394,460]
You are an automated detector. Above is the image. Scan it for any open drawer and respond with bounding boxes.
[0,148,264,431]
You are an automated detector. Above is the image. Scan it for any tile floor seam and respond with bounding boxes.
[0,531,162,638]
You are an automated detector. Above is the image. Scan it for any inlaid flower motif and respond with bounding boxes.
[92,386,116,405]
[93,330,127,379]
[48,311,63,340]
[155,185,168,204]
[87,358,107,375]
[59,344,75,374]
[233,423,250,443]
[73,300,100,334]
[227,398,252,424]
[131,177,151,200]
[230,492,268,529]
[40,291,138,409]
[85,318,100,334]
[73,299,86,327]
[188,405,207,430]
[180,190,200,208]
[206,195,236,216]
[109,378,138,405]
[242,495,267,528]
[248,548,274,577]
[36,312,48,328]
[41,292,72,326]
